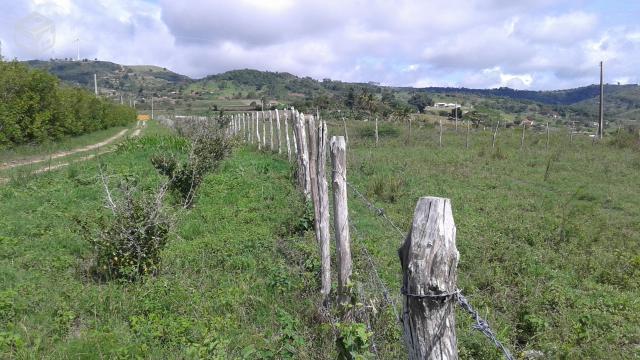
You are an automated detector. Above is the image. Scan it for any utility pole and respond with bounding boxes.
[598,61,604,139]
[94,73,98,96]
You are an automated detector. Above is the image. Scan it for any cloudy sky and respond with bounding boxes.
[1,0,639,90]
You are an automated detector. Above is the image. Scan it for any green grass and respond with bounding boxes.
[1,118,638,359]
[0,126,333,358]
[329,120,640,359]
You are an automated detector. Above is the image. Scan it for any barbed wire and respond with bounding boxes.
[345,179,515,360]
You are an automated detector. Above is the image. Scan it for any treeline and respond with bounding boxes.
[0,61,135,147]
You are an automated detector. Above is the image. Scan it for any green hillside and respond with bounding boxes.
[22,60,640,128]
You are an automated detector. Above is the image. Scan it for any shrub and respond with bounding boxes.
[78,178,172,281]
[151,131,232,207]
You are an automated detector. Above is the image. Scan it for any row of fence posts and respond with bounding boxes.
[227,110,501,360]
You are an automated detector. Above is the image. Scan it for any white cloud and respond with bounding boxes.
[0,0,639,90]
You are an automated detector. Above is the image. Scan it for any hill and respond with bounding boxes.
[21,60,640,126]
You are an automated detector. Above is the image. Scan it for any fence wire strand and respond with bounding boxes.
[345,179,514,360]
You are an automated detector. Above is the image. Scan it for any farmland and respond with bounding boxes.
[1,115,638,358]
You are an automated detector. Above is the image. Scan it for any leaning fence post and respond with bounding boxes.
[330,136,352,305]
[399,197,459,360]
[317,121,331,298]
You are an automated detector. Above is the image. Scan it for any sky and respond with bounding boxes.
[1,0,639,90]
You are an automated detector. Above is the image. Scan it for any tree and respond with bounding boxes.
[408,93,433,113]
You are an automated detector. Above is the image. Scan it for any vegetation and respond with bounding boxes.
[0,61,135,148]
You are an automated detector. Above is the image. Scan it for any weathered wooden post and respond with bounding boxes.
[285,112,292,161]
[269,111,274,151]
[276,109,283,155]
[262,111,267,149]
[492,121,500,148]
[439,118,443,147]
[255,112,261,150]
[330,136,352,305]
[298,112,311,198]
[520,122,526,150]
[308,115,321,241]
[399,197,459,360]
[317,121,331,298]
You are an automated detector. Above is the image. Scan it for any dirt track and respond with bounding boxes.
[0,129,129,171]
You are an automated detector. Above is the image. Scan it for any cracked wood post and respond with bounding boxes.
[308,115,320,242]
[255,112,261,150]
[291,111,298,159]
[317,121,331,298]
[276,109,283,155]
[330,136,352,305]
[269,110,274,151]
[342,116,349,148]
[399,197,460,360]
[297,112,311,198]
[262,111,267,149]
[285,111,292,161]
[520,122,526,150]
[492,121,500,148]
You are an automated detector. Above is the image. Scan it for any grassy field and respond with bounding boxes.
[332,121,640,359]
[1,118,638,359]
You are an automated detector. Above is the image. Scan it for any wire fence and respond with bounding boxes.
[345,179,514,360]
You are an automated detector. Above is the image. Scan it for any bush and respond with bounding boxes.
[78,178,172,281]
[152,132,232,207]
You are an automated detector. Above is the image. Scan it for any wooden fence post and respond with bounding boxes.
[308,115,320,241]
[330,136,352,305]
[292,112,298,157]
[285,112,292,161]
[439,118,443,147]
[520,123,526,150]
[298,112,311,198]
[262,111,267,149]
[492,121,499,148]
[256,112,261,150]
[399,197,459,360]
[317,121,331,298]
[269,111,274,151]
[276,109,283,155]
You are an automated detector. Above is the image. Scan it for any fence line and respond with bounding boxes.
[222,109,519,359]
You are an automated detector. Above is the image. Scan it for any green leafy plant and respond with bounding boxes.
[336,322,373,360]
